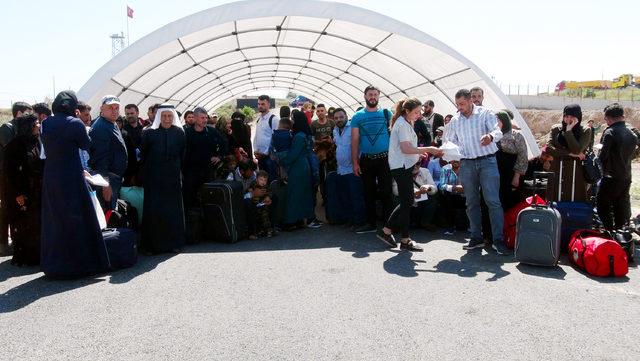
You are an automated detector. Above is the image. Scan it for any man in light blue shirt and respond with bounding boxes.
[445,89,511,255]
[332,108,365,227]
[350,86,393,233]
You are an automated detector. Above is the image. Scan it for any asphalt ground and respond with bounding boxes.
[1,225,639,361]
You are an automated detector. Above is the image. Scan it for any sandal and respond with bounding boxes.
[400,239,423,252]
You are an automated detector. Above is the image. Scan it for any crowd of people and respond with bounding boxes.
[0,83,637,277]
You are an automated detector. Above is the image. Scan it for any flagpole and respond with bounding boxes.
[126,8,130,47]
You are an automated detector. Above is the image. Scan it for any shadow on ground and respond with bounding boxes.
[184,225,391,259]
[427,248,513,282]
[0,253,177,313]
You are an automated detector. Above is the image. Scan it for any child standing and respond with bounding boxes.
[270,117,293,182]
[246,170,274,239]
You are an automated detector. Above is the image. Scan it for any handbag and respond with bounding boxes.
[582,151,601,184]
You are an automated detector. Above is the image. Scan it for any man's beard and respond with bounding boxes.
[365,99,378,108]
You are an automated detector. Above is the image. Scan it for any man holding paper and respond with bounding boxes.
[445,89,510,255]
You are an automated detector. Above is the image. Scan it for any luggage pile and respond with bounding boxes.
[512,172,635,278]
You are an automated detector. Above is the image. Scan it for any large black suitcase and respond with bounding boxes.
[200,180,248,243]
[515,202,562,266]
[102,228,137,270]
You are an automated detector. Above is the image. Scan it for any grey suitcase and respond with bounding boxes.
[515,203,562,266]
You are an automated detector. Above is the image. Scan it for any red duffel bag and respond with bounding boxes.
[568,229,628,277]
[504,194,547,249]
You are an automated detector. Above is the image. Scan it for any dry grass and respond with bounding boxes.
[0,109,11,124]
[519,107,640,147]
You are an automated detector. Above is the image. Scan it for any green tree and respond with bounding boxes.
[241,105,256,122]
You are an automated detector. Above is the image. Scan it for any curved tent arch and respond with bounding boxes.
[78,0,540,157]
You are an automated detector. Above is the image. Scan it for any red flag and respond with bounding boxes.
[127,6,134,19]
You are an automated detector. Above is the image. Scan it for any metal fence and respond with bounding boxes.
[496,83,640,102]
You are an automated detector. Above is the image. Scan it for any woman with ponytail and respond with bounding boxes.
[376,98,443,251]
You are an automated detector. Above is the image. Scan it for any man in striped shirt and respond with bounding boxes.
[445,89,511,255]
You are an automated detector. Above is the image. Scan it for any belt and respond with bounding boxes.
[361,151,388,160]
[462,153,496,161]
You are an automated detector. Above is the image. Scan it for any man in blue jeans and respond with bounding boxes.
[445,89,511,255]
[331,108,365,227]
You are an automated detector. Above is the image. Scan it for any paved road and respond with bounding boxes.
[1,226,639,360]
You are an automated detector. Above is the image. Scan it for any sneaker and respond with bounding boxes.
[491,242,513,256]
[307,219,323,228]
[376,230,396,248]
[462,238,485,250]
[355,224,376,234]
[400,239,423,252]
[443,228,455,236]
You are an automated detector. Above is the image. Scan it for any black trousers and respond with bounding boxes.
[360,155,393,226]
[597,177,631,231]
[386,167,413,238]
[441,192,468,229]
[0,174,8,247]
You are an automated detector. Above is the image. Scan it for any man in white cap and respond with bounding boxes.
[89,95,128,210]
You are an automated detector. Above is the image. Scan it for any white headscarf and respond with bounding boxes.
[150,103,182,129]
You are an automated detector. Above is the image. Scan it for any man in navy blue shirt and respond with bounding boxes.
[89,95,128,210]
[350,86,393,234]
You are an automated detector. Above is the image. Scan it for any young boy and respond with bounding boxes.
[246,170,274,239]
[220,155,238,181]
[270,118,293,182]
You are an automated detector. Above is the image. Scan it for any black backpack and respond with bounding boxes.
[107,199,139,231]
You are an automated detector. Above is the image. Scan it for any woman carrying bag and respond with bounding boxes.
[376,98,442,252]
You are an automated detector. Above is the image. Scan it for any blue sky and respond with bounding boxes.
[1,0,637,107]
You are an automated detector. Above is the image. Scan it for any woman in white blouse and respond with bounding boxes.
[377,98,442,252]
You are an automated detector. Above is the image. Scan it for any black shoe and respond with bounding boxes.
[376,230,396,248]
[492,242,513,256]
[355,224,376,234]
[463,238,485,250]
[400,240,424,252]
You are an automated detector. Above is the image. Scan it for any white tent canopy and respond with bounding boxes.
[78,0,540,157]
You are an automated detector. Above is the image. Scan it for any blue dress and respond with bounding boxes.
[278,132,314,224]
[41,114,109,278]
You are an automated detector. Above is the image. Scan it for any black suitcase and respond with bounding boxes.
[102,228,137,270]
[515,202,562,266]
[200,180,248,243]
